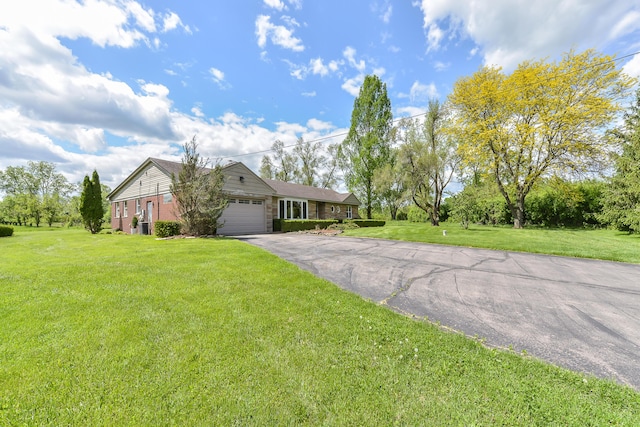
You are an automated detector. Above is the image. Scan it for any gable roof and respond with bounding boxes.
[108,157,359,206]
[264,178,359,205]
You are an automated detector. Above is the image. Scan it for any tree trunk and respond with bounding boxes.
[431,194,441,226]
[513,194,525,229]
[390,205,398,220]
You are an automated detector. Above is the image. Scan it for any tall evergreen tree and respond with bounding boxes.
[339,74,393,219]
[600,89,640,232]
[79,170,104,234]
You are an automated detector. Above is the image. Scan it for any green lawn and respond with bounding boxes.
[344,221,640,264]
[1,228,639,425]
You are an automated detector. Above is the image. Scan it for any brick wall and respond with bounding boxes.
[111,193,180,234]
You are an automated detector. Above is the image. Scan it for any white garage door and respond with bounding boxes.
[219,198,266,235]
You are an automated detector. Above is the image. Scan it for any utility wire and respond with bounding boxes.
[221,50,640,161]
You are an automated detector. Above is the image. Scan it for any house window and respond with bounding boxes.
[135,199,141,214]
[330,205,335,213]
[123,201,128,218]
[346,205,353,219]
[252,200,263,205]
[163,193,172,204]
[278,198,308,219]
[238,199,250,204]
[115,202,120,218]
[228,199,236,203]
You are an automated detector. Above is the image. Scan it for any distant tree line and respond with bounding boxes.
[0,161,110,229]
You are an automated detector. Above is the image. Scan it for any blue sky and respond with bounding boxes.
[1,0,639,190]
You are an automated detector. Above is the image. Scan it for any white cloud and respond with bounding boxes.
[264,0,286,10]
[0,0,186,49]
[372,67,386,77]
[342,74,365,97]
[425,23,444,52]
[343,46,366,71]
[162,11,190,34]
[209,67,231,89]
[191,106,205,117]
[210,67,225,82]
[372,1,393,23]
[255,14,304,52]
[622,53,640,78]
[396,105,427,118]
[434,61,450,71]
[414,0,640,70]
[409,81,438,102]
[306,118,334,132]
[381,4,393,23]
[310,58,329,76]
[301,91,316,97]
[285,57,343,80]
[126,2,156,33]
[281,15,300,28]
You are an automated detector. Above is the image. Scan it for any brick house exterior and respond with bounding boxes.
[108,157,360,235]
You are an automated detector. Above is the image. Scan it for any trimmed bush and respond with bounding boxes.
[274,219,339,232]
[155,221,182,238]
[0,225,14,237]
[345,219,386,228]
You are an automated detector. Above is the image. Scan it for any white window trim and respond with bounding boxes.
[346,205,353,219]
[123,201,128,218]
[278,198,309,220]
[115,202,120,218]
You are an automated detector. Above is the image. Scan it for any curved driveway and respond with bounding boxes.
[238,233,640,390]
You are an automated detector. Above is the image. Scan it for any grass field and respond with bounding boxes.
[1,227,639,425]
[344,221,640,264]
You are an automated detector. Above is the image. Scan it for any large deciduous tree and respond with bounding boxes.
[79,170,104,234]
[448,49,634,228]
[600,88,640,232]
[260,138,338,189]
[170,136,228,236]
[398,100,459,226]
[372,147,406,220]
[340,74,393,219]
[260,140,298,182]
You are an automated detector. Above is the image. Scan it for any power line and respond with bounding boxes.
[221,50,640,161]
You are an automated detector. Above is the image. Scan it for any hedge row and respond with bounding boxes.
[273,219,385,232]
[345,219,385,228]
[0,225,14,237]
[155,221,182,238]
[273,219,339,232]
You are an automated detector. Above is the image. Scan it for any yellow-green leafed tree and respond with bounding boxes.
[448,50,635,228]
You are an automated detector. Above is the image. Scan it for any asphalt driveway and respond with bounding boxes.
[238,233,640,390]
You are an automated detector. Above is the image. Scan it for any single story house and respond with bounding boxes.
[107,157,360,235]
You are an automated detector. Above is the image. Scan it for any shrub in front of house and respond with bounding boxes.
[155,221,182,238]
[0,225,14,237]
[345,219,386,228]
[273,219,339,232]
